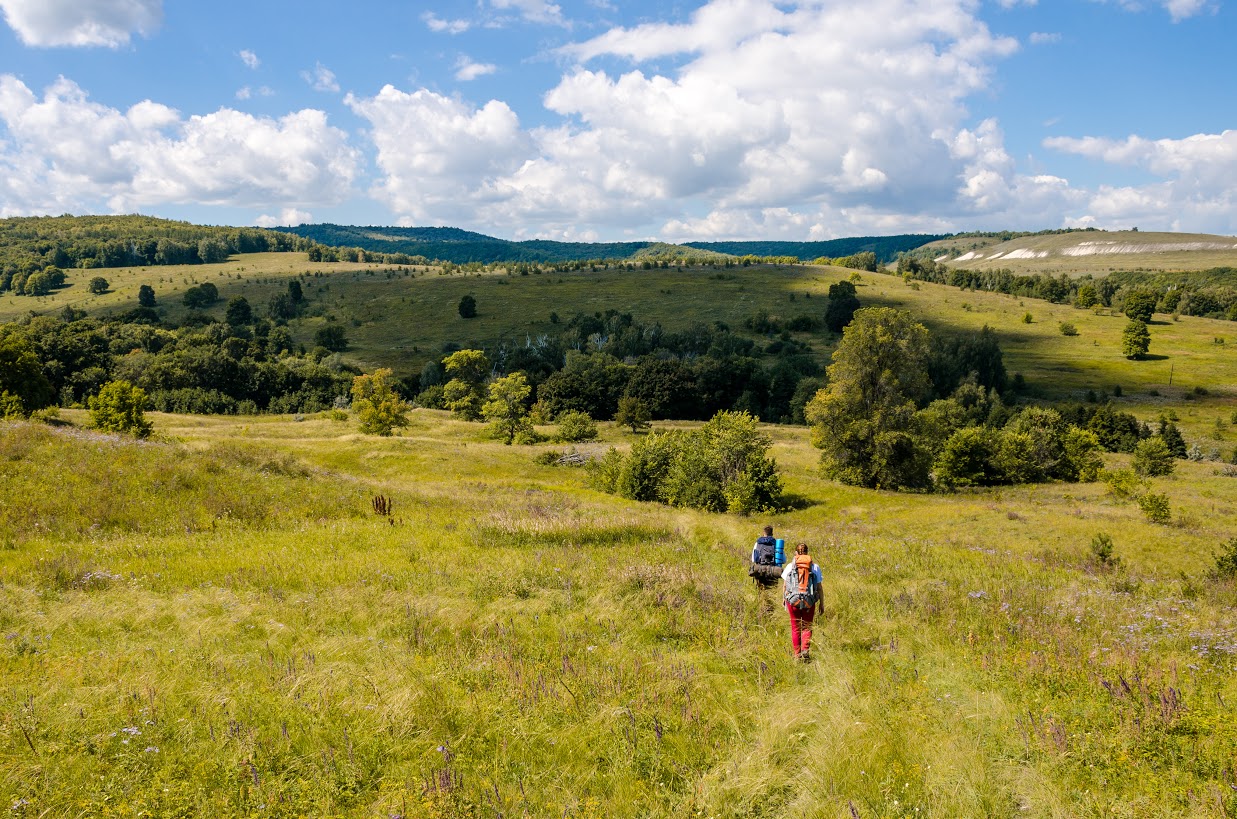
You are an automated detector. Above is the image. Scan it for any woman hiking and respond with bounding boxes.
[781,543,823,661]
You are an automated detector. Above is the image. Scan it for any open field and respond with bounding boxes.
[919,231,1237,277]
[3,407,1237,817]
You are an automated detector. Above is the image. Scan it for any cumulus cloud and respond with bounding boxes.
[239,49,259,69]
[0,0,161,47]
[423,11,470,33]
[255,207,314,227]
[1162,0,1213,20]
[346,85,530,224]
[353,0,1047,237]
[455,57,498,81]
[302,63,340,93]
[1045,129,1237,231]
[0,75,360,216]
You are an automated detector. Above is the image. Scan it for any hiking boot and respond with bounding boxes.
[799,652,811,663]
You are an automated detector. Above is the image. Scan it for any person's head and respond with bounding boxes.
[763,525,773,537]
[795,543,809,555]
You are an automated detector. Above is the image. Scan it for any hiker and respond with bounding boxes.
[748,525,783,586]
[782,543,823,661]
[751,525,778,566]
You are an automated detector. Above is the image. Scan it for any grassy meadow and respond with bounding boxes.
[3,401,1237,817]
[4,243,1237,815]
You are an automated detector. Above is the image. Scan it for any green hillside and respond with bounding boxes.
[917,229,1237,276]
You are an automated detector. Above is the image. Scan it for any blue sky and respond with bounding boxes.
[0,0,1233,241]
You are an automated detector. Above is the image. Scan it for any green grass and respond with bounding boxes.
[3,407,1237,817]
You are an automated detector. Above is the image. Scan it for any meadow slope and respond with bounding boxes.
[2,410,1237,817]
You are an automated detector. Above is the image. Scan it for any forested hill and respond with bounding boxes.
[684,235,947,263]
[276,224,656,264]
[276,224,944,265]
[0,214,306,271]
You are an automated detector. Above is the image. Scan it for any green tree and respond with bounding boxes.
[351,368,409,436]
[1074,282,1099,309]
[483,371,533,444]
[0,332,55,416]
[614,395,652,433]
[22,271,50,296]
[824,280,861,333]
[225,296,253,326]
[138,284,156,308]
[442,349,490,420]
[88,380,153,438]
[314,324,348,352]
[1123,289,1157,323]
[1122,320,1150,359]
[1132,436,1174,477]
[458,294,477,318]
[805,308,932,489]
[88,277,110,295]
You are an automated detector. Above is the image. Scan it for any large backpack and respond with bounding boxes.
[754,536,777,565]
[784,554,818,610]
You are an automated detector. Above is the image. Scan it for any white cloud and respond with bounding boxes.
[239,49,260,69]
[423,11,470,33]
[353,0,1034,237]
[1045,130,1237,231]
[1094,0,1215,20]
[235,85,273,101]
[0,0,161,47]
[0,75,360,216]
[1029,31,1061,44]
[255,207,313,227]
[302,62,340,93]
[455,57,498,81]
[346,85,530,224]
[1162,0,1213,21]
[488,0,564,25]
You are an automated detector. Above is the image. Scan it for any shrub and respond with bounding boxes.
[1102,468,1145,500]
[315,324,348,352]
[88,277,110,295]
[1089,533,1122,570]
[1059,322,1078,336]
[614,396,651,434]
[1022,312,1033,324]
[1212,537,1237,579]
[88,380,153,438]
[1138,492,1171,524]
[1122,320,1150,359]
[1132,436,1175,477]
[458,294,477,318]
[555,410,598,443]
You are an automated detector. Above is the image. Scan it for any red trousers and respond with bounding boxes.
[786,602,815,656]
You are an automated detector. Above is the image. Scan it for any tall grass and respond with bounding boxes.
[2,406,1237,816]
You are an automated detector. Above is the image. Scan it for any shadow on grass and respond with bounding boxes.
[778,492,818,512]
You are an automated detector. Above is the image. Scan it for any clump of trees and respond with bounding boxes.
[805,307,1103,491]
[591,411,782,515]
[351,368,409,435]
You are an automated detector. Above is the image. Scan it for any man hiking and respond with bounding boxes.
[781,543,823,661]
[749,525,782,586]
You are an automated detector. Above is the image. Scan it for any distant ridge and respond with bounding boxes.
[275,224,944,265]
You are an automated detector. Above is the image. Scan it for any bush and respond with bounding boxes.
[88,380,153,438]
[1102,468,1145,500]
[1132,437,1175,477]
[315,325,348,352]
[555,410,598,442]
[1059,322,1078,336]
[1089,533,1122,570]
[88,276,110,295]
[458,294,477,318]
[1138,492,1172,524]
[1212,537,1237,579]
